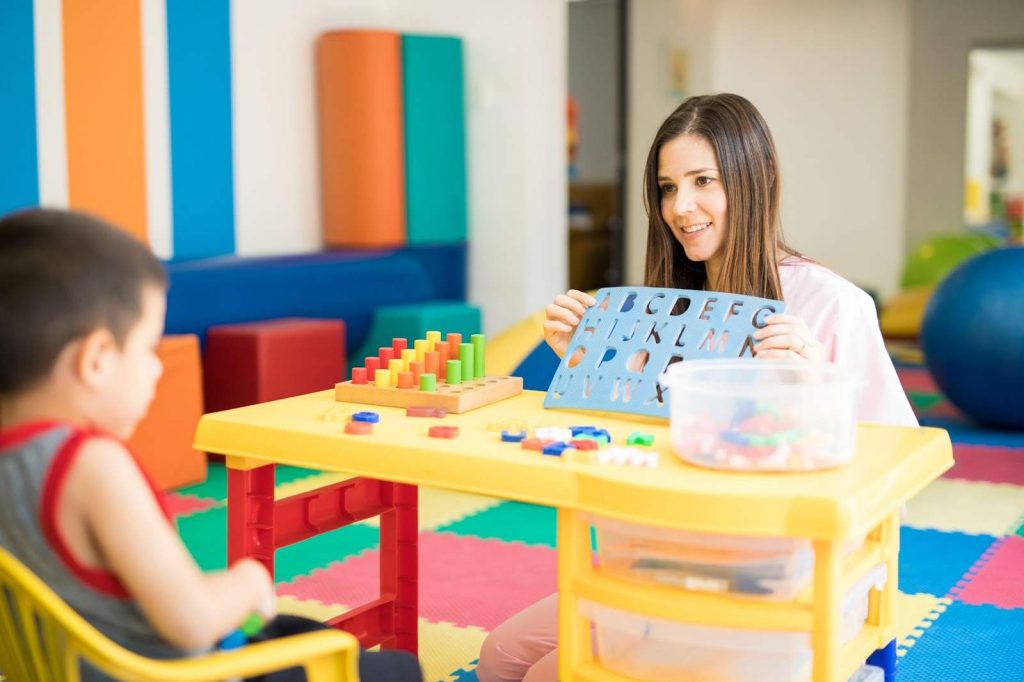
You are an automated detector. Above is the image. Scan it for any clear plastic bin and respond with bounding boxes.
[581,564,886,682]
[591,515,864,601]
[591,515,813,600]
[660,359,859,472]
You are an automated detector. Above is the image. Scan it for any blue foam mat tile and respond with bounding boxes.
[897,601,1024,681]
[899,527,999,597]
[918,415,1024,449]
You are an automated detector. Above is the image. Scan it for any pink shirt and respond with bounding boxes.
[779,258,918,427]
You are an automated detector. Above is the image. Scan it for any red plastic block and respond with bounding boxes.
[203,318,346,412]
[406,406,447,418]
[570,439,598,451]
[365,356,380,375]
[392,337,408,355]
[345,421,373,435]
[352,367,368,384]
[521,437,555,451]
[428,425,459,439]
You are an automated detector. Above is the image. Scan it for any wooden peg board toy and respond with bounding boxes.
[544,286,786,418]
[335,331,523,413]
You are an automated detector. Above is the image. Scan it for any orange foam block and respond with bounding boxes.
[127,335,205,490]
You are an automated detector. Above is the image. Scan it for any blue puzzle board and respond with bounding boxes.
[543,286,787,418]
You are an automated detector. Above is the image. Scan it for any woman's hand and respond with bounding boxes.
[752,314,823,361]
[543,289,596,358]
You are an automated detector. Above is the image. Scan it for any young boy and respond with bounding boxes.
[0,209,421,681]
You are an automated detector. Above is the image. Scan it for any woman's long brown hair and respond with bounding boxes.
[642,93,798,299]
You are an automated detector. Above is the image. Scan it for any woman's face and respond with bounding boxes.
[658,134,728,281]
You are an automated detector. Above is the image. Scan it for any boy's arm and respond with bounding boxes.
[65,437,275,650]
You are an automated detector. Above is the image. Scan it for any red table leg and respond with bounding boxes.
[379,482,418,651]
[227,464,276,576]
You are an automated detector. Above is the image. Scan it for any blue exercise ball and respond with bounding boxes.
[921,246,1024,429]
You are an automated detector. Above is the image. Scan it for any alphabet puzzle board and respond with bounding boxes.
[543,287,786,418]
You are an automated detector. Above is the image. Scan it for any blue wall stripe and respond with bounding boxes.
[402,34,467,244]
[0,0,40,216]
[166,0,235,260]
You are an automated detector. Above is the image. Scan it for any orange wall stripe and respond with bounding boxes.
[63,0,148,243]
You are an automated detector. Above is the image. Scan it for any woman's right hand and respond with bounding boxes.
[543,289,596,358]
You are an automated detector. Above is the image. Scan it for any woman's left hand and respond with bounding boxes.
[752,314,823,361]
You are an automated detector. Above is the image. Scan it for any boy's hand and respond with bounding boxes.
[236,558,277,622]
[752,314,823,361]
[544,290,596,359]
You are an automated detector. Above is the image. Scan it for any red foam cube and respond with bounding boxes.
[203,318,346,412]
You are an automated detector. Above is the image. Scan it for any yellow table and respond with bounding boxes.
[194,389,952,682]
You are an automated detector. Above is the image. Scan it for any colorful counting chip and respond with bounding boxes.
[428,425,459,439]
[501,430,527,443]
[345,421,373,435]
[352,411,380,423]
[626,432,655,447]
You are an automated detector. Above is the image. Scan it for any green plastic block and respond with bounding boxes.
[352,301,481,364]
[626,432,655,447]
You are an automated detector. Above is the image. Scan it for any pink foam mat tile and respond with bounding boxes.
[945,444,1024,486]
[277,531,557,630]
[165,493,219,520]
[949,536,1024,609]
[897,367,939,394]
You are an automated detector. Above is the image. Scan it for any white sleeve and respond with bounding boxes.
[830,291,919,427]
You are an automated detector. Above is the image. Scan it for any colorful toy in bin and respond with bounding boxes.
[663,359,858,472]
[218,613,265,651]
[335,331,522,413]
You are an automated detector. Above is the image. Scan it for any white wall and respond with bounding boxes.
[625,0,713,285]
[568,0,619,182]
[626,0,909,299]
[907,0,1024,247]
[231,0,567,335]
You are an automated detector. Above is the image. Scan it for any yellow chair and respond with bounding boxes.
[0,546,360,682]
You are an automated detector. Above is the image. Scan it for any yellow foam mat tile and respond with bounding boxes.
[903,478,1024,536]
[276,595,350,622]
[358,485,501,530]
[419,619,488,682]
[275,598,486,682]
[274,471,356,500]
[896,591,950,656]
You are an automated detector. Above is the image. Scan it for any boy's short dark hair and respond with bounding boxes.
[0,209,167,396]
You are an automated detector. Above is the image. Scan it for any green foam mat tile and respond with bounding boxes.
[438,501,556,548]
[908,391,945,413]
[177,502,381,582]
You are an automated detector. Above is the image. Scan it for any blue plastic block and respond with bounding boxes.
[352,411,380,423]
[569,425,597,437]
[218,629,246,650]
[542,442,570,456]
[865,640,896,682]
[544,286,786,418]
[501,430,527,443]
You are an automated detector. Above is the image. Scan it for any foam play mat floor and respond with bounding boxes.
[171,348,1024,681]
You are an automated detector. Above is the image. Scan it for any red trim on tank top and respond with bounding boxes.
[0,420,65,450]
[38,426,175,597]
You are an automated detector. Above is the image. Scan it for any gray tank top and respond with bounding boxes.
[0,422,205,680]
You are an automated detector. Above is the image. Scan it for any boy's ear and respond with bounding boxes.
[75,328,119,389]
